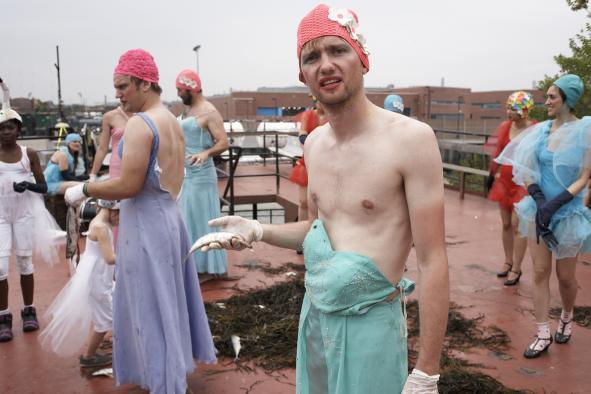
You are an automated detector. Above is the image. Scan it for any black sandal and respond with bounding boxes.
[523,336,552,359]
[555,319,572,344]
[497,262,512,278]
[504,271,522,286]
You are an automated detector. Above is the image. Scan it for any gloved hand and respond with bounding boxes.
[13,181,28,193]
[536,189,573,228]
[402,369,440,394]
[64,183,87,207]
[527,183,547,209]
[486,173,495,190]
[13,181,47,194]
[89,174,97,182]
[535,220,559,249]
[202,216,264,251]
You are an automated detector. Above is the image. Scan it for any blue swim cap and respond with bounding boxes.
[65,133,82,143]
[384,95,404,114]
[553,74,584,109]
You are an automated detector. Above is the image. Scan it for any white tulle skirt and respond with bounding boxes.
[39,248,98,356]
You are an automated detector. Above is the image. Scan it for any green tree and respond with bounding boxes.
[537,16,591,118]
[567,0,588,11]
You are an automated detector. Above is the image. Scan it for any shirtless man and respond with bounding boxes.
[197,5,449,393]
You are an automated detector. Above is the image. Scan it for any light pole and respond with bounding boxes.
[193,45,201,74]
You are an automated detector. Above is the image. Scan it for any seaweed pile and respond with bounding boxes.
[205,262,527,393]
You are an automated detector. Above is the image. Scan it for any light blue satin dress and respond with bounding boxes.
[297,220,415,394]
[178,116,228,274]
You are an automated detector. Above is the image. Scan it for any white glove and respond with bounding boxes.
[203,216,263,251]
[89,174,97,182]
[401,369,440,394]
[64,183,87,207]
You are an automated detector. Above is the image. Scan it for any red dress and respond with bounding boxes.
[487,120,533,212]
[289,109,325,187]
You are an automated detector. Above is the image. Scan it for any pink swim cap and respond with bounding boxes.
[176,69,202,93]
[297,4,370,82]
[114,49,159,83]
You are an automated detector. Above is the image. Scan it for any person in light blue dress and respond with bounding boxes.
[176,69,230,279]
[496,74,591,359]
[43,133,88,195]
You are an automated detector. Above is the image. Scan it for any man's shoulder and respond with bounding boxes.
[386,114,433,141]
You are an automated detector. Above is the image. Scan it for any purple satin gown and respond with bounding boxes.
[112,113,216,393]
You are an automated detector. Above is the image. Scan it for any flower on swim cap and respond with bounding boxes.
[114,49,159,83]
[297,4,370,83]
[506,91,534,116]
[384,95,404,114]
[65,133,82,143]
[176,69,202,93]
[553,74,584,109]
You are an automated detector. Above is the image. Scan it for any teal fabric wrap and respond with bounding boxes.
[296,220,415,394]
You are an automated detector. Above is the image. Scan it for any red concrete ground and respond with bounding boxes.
[1,163,590,393]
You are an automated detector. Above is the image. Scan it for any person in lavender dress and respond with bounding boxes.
[65,49,216,393]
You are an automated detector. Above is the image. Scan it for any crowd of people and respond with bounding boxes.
[0,3,589,394]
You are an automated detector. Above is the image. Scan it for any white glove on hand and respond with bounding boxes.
[89,174,97,182]
[401,369,440,394]
[64,183,87,207]
[203,216,263,251]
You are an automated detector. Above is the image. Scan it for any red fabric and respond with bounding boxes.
[176,69,202,92]
[297,4,369,82]
[487,120,536,212]
[289,109,324,187]
[114,49,159,83]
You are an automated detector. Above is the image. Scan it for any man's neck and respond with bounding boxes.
[323,93,372,140]
[188,95,205,114]
[138,93,161,113]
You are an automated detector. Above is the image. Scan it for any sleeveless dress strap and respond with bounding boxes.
[135,113,160,171]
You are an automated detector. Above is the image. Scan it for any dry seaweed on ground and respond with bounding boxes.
[205,279,304,370]
[406,300,511,352]
[236,259,305,276]
[438,368,531,394]
[549,306,591,328]
[205,277,520,392]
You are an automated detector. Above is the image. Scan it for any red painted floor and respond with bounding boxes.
[1,163,590,393]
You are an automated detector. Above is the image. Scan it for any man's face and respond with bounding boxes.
[300,36,366,107]
[0,120,19,145]
[114,74,142,112]
[177,88,193,106]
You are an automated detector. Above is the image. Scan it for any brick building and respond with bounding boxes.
[207,85,545,133]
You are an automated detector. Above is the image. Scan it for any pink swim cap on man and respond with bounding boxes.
[297,4,370,82]
[176,69,202,93]
[114,49,159,83]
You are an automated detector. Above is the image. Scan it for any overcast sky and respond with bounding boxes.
[2,0,588,105]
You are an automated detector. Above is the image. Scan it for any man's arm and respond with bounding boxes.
[90,112,113,177]
[401,123,449,376]
[187,108,229,166]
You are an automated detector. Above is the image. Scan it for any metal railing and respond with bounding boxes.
[216,130,300,216]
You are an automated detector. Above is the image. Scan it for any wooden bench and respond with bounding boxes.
[442,163,489,200]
